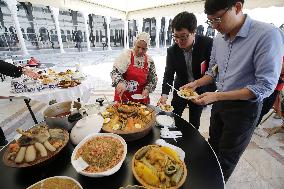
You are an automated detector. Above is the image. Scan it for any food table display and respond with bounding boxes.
[0,68,94,124]
[0,104,224,189]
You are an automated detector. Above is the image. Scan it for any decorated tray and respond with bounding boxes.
[132,145,187,189]
[3,125,69,168]
[101,102,156,141]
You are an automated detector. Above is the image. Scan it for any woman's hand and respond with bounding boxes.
[116,82,127,96]
[23,68,40,79]
[142,88,149,98]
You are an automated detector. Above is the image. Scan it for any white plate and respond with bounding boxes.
[158,104,174,112]
[27,176,83,189]
[156,115,174,127]
[131,94,145,100]
[177,90,199,100]
[71,133,127,177]
[70,114,104,145]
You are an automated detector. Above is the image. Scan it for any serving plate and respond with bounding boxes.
[131,94,145,100]
[177,90,199,100]
[156,115,174,127]
[3,126,69,168]
[101,102,156,141]
[27,176,82,189]
[158,104,174,112]
[132,145,187,189]
[71,133,127,177]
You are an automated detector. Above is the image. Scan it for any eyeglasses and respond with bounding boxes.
[206,7,230,26]
[172,33,194,42]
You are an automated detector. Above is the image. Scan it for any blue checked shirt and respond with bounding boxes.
[206,15,284,101]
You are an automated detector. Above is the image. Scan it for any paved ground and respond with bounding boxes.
[0,49,283,188]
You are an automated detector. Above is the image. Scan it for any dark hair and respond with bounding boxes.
[205,0,244,15]
[171,11,197,33]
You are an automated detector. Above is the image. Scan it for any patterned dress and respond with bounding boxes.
[110,49,158,93]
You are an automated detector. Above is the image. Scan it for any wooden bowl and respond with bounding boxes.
[102,106,156,141]
[132,145,187,189]
[2,129,69,168]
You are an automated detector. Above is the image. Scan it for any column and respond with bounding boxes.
[50,7,65,53]
[106,16,112,50]
[137,18,143,33]
[82,12,91,51]
[124,20,129,49]
[164,17,169,48]
[170,18,174,46]
[155,17,161,48]
[4,0,28,55]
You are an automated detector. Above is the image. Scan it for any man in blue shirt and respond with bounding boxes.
[182,0,283,182]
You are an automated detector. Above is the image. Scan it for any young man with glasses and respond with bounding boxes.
[158,11,215,130]
[181,0,284,182]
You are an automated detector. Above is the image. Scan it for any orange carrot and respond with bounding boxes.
[126,117,134,131]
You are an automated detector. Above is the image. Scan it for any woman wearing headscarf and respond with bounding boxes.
[110,32,157,104]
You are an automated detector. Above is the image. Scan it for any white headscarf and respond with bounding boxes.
[133,32,150,48]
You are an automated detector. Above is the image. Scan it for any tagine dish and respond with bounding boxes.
[132,145,187,189]
[3,125,69,168]
[101,102,156,141]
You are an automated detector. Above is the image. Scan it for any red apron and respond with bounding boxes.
[114,51,150,104]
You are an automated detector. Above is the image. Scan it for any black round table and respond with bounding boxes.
[0,112,224,189]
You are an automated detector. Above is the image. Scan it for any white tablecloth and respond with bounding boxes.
[0,76,95,104]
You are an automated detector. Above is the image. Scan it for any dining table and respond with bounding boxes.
[0,76,95,124]
[0,109,225,189]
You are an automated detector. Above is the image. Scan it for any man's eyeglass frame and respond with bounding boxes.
[171,33,194,42]
[206,7,230,26]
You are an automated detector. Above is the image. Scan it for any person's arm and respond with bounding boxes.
[194,28,283,105]
[0,60,23,77]
[245,27,282,101]
[281,57,284,74]
[193,88,255,105]
[110,50,130,87]
[110,67,127,87]
[144,58,157,93]
[204,37,213,73]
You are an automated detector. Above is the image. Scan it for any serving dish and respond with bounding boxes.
[3,125,69,168]
[131,94,145,100]
[158,104,174,112]
[71,133,127,177]
[132,145,187,189]
[177,88,199,100]
[101,102,156,141]
[156,115,174,127]
[27,176,82,189]
[70,114,104,145]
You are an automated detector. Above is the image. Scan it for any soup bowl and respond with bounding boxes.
[43,101,81,131]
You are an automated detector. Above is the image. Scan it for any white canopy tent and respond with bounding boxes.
[20,0,284,20]
[2,0,283,54]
